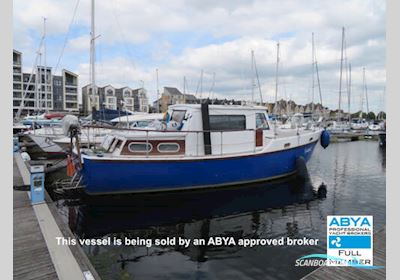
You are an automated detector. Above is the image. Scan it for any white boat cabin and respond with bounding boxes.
[86,104,321,159]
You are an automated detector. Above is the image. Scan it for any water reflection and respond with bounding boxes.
[60,175,328,280]
[69,175,322,239]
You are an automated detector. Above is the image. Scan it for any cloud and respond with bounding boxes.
[13,0,386,113]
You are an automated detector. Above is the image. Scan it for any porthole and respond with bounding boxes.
[157,143,180,153]
[128,142,153,153]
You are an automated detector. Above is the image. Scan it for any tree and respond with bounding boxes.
[367,112,376,120]
[376,111,386,120]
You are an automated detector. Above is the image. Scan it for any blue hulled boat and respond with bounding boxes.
[74,104,329,194]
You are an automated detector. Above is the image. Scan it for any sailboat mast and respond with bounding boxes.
[199,69,203,101]
[360,68,365,119]
[90,0,96,111]
[274,42,280,136]
[348,64,351,123]
[183,76,186,103]
[251,50,255,104]
[43,17,47,112]
[274,42,280,114]
[363,67,369,118]
[38,52,42,111]
[311,32,315,115]
[338,27,345,122]
[209,72,216,100]
[156,68,160,112]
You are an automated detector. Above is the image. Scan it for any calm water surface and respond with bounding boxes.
[54,141,386,280]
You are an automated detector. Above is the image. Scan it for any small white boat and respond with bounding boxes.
[350,118,369,130]
[326,121,351,134]
[368,121,383,131]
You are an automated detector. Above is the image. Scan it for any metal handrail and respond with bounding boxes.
[82,124,269,134]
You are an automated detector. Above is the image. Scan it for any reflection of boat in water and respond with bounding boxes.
[62,173,327,274]
[69,173,324,239]
[378,132,386,147]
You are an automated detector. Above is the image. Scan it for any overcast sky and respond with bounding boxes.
[13,0,386,113]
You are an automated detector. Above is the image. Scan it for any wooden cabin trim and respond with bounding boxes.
[120,139,186,156]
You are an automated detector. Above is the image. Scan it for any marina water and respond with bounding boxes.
[54,141,385,280]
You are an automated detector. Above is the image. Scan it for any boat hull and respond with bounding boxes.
[81,140,318,195]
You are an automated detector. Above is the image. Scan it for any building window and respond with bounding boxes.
[107,89,114,96]
[209,115,246,131]
[256,113,269,130]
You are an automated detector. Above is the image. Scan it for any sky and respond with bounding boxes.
[13,0,386,113]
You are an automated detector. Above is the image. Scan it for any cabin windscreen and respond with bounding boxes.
[256,113,269,130]
[170,110,186,123]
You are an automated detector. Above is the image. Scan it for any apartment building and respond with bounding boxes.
[12,50,79,116]
[82,84,149,116]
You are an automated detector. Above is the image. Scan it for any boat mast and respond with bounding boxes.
[200,69,204,101]
[15,39,44,120]
[363,67,369,119]
[38,52,42,112]
[156,68,160,112]
[43,17,48,112]
[90,0,96,113]
[252,51,264,105]
[274,42,280,135]
[311,32,315,116]
[359,68,364,120]
[251,50,255,104]
[313,36,323,114]
[183,76,186,104]
[338,27,345,122]
[274,42,280,113]
[209,72,216,100]
[348,64,351,123]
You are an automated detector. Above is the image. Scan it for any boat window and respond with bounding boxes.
[157,143,180,153]
[209,115,246,131]
[128,142,153,153]
[256,113,269,130]
[170,110,186,123]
